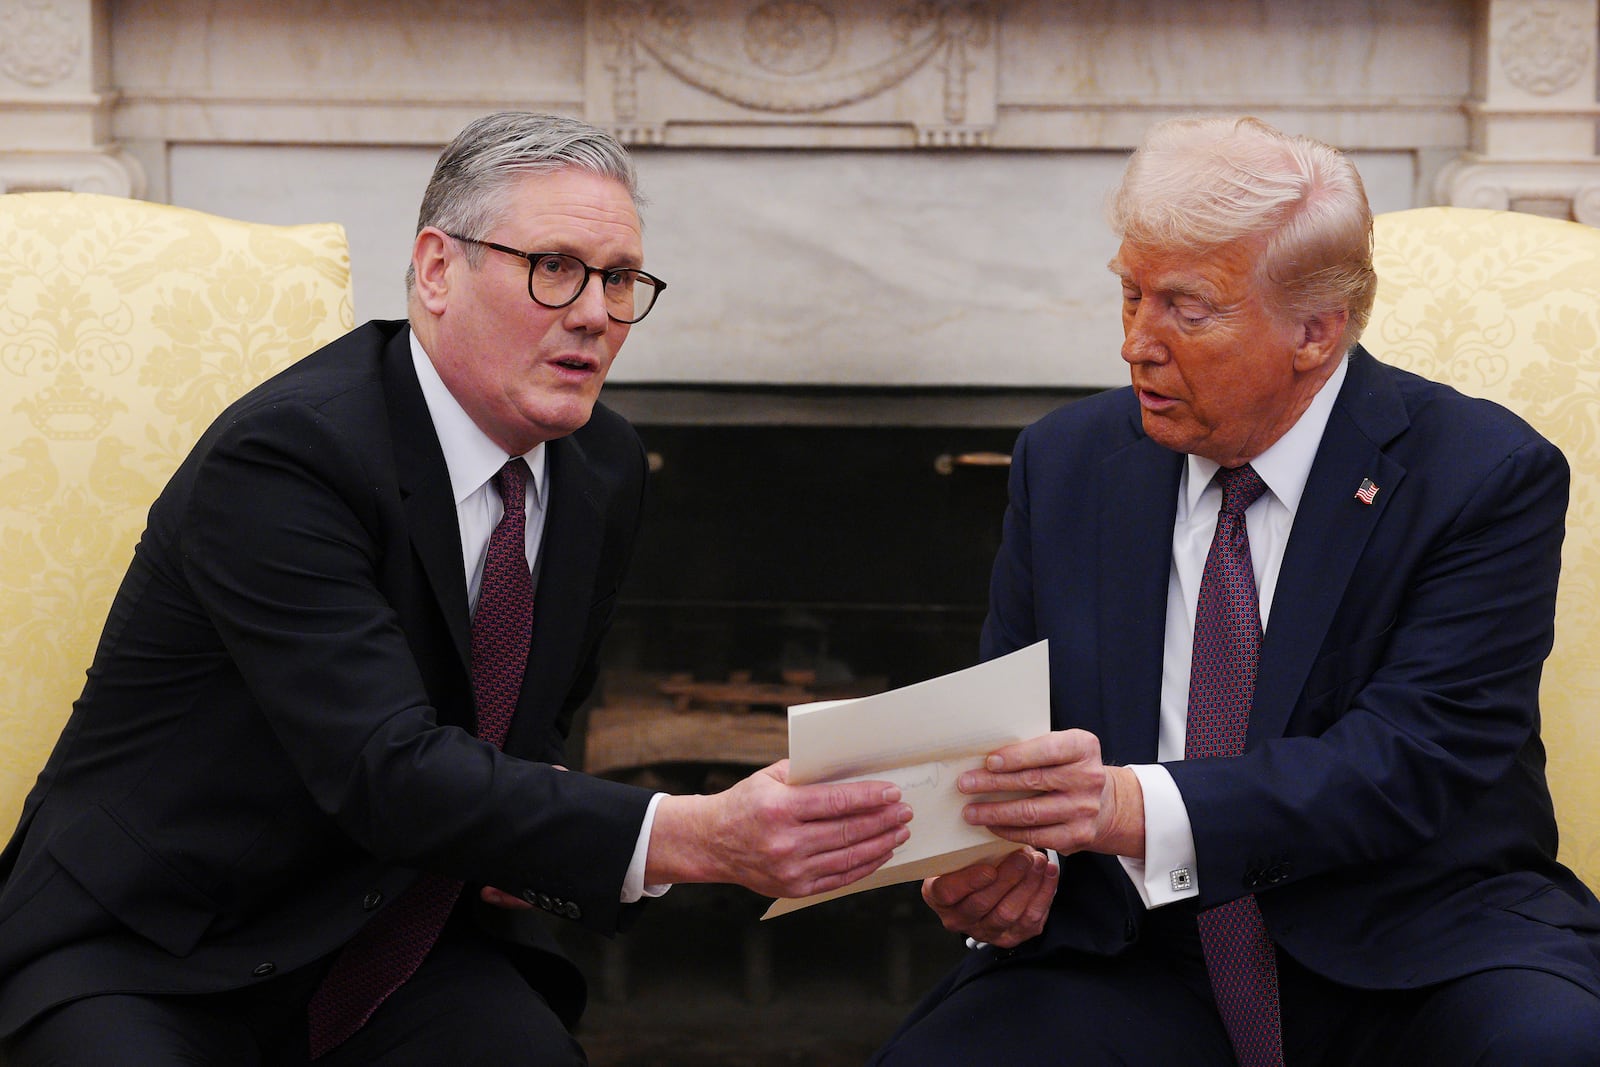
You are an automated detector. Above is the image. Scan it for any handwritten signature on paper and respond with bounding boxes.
[898,763,943,793]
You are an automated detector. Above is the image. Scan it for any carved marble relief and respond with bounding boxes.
[1498,3,1593,96]
[587,0,997,146]
[0,0,81,89]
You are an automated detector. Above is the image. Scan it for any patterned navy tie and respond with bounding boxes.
[1184,463,1284,1067]
[307,458,534,1058]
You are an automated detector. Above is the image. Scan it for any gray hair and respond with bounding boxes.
[1109,116,1376,352]
[405,111,641,292]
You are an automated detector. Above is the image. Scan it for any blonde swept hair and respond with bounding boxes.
[1109,116,1377,352]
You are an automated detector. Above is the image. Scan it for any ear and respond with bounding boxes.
[1293,309,1349,373]
[412,228,453,314]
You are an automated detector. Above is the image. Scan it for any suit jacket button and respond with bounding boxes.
[362,891,384,911]
[252,962,276,977]
[536,893,554,911]
[562,902,582,920]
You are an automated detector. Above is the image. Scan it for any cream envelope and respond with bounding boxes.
[763,640,1050,918]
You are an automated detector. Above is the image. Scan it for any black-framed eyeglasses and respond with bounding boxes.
[446,234,666,324]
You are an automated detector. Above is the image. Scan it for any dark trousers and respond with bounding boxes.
[2,917,584,1067]
[871,902,1600,1066]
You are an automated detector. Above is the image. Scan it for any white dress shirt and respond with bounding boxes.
[409,331,663,903]
[1118,356,1349,908]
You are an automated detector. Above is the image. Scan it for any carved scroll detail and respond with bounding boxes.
[600,1,990,117]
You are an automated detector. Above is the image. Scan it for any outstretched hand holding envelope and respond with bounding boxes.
[762,640,1050,918]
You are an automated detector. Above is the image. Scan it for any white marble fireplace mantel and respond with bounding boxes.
[2,0,1596,387]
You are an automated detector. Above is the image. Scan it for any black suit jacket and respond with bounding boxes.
[0,320,655,1035]
[975,347,1600,996]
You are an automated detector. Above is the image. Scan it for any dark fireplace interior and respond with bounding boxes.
[607,424,1010,691]
[556,385,1085,1067]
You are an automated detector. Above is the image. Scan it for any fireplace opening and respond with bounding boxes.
[558,385,1086,1066]
[607,422,1015,678]
[593,386,1084,693]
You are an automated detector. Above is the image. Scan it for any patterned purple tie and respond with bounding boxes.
[307,459,534,1059]
[1183,463,1284,1067]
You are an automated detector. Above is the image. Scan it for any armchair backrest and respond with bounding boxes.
[0,192,355,834]
[1365,205,1600,890]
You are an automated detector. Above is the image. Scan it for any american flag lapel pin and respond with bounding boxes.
[1354,478,1380,505]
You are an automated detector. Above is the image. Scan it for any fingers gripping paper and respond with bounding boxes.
[763,641,1051,918]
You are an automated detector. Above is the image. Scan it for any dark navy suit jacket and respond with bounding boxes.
[979,346,1600,994]
[0,320,655,1036]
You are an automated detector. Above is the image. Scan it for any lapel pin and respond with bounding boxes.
[1354,478,1380,505]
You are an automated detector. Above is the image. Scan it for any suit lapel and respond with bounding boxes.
[382,328,613,747]
[383,333,472,670]
[1098,426,1185,764]
[1249,349,1410,745]
[503,431,608,754]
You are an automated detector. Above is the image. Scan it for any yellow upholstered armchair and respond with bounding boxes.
[0,192,355,837]
[1365,206,1600,891]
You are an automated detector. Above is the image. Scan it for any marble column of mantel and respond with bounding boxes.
[0,0,142,194]
[1437,0,1600,223]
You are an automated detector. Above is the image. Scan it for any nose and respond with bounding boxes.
[1120,305,1166,366]
[563,271,611,333]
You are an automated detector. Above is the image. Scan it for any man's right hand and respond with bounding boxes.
[923,846,1058,948]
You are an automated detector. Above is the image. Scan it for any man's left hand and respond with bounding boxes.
[922,846,1057,947]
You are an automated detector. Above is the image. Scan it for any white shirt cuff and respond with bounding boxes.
[621,792,672,903]
[1116,764,1199,908]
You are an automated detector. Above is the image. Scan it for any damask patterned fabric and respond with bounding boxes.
[1365,206,1600,891]
[0,191,354,836]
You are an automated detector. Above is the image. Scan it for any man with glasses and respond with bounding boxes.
[0,112,911,1066]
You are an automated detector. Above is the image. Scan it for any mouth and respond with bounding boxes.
[1135,385,1177,412]
[550,354,600,377]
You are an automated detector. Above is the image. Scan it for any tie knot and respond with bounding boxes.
[495,458,529,512]
[1215,464,1267,517]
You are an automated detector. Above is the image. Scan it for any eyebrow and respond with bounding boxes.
[1107,260,1220,304]
[506,237,644,270]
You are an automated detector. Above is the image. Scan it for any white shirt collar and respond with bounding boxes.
[408,329,546,508]
[1181,354,1349,515]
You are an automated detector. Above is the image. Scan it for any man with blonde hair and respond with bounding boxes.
[873,116,1600,1065]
